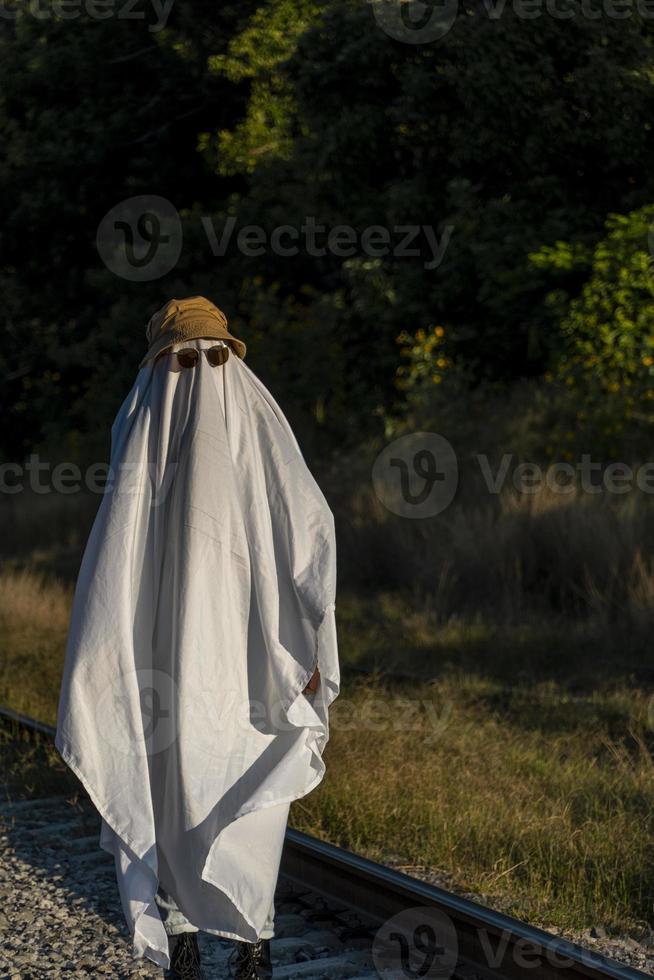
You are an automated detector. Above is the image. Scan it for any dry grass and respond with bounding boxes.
[0,723,80,803]
[0,567,72,724]
[334,470,654,641]
[294,673,654,935]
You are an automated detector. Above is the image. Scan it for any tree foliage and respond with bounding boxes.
[2,0,654,462]
[532,206,654,454]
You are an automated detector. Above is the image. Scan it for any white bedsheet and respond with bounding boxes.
[55,338,339,969]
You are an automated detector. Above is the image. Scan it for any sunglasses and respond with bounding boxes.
[162,345,230,369]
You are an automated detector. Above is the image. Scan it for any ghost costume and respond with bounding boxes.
[55,336,339,970]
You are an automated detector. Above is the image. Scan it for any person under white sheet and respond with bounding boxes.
[55,297,340,980]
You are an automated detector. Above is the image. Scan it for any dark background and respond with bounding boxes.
[2,0,653,470]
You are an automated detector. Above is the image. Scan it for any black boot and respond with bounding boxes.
[164,932,205,980]
[251,938,273,980]
[228,938,273,980]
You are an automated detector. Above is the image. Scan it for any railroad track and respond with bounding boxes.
[0,705,650,980]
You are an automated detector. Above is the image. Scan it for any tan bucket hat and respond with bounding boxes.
[139,296,246,368]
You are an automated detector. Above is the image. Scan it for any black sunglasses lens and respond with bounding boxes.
[206,346,230,367]
[177,349,199,368]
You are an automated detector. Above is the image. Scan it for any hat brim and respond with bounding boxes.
[139,322,246,369]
